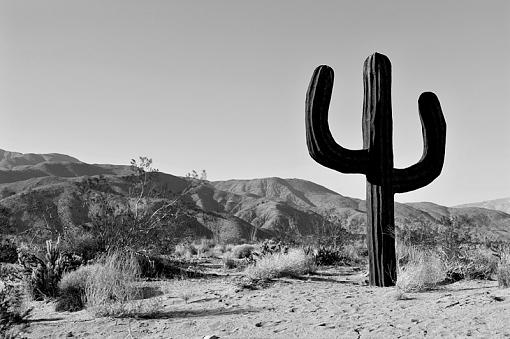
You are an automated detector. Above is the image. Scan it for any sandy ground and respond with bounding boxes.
[14,266,510,339]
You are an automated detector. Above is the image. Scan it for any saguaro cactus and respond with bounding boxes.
[305,53,446,286]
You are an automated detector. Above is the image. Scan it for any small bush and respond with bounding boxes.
[442,247,499,282]
[0,281,31,335]
[232,244,255,259]
[85,251,141,317]
[55,265,99,312]
[61,232,103,262]
[261,239,288,255]
[0,238,18,264]
[313,246,342,266]
[397,247,446,292]
[222,254,236,270]
[244,249,316,281]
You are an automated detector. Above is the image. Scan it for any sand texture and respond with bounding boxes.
[16,267,510,338]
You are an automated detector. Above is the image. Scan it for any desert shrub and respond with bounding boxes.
[498,250,510,288]
[232,244,255,259]
[61,231,103,262]
[261,239,288,255]
[84,251,141,316]
[222,254,236,270]
[55,265,99,312]
[0,280,31,335]
[396,246,446,292]
[441,246,499,282]
[0,238,18,264]
[312,246,342,266]
[134,252,186,278]
[341,244,362,263]
[244,248,316,281]
[460,248,498,280]
[304,244,362,266]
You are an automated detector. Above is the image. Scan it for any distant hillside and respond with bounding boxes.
[0,149,82,169]
[0,149,508,243]
[455,197,510,215]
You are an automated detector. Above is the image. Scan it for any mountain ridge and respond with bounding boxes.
[0,149,508,243]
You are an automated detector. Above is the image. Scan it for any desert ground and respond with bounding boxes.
[14,265,510,339]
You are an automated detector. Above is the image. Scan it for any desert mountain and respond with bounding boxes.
[0,149,82,169]
[455,197,510,215]
[0,149,509,243]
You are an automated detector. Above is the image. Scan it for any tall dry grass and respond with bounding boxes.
[84,251,142,316]
[244,248,316,281]
[396,245,446,292]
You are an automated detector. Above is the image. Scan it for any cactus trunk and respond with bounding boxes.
[362,54,396,286]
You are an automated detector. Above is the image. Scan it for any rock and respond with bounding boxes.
[203,335,220,339]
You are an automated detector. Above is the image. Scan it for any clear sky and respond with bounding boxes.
[1,0,508,206]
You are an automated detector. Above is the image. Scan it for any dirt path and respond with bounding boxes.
[18,267,510,338]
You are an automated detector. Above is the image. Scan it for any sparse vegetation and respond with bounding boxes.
[0,237,18,264]
[55,264,98,312]
[396,245,446,292]
[222,255,236,270]
[18,238,82,300]
[244,248,316,281]
[84,251,142,317]
[232,244,255,259]
[0,280,31,336]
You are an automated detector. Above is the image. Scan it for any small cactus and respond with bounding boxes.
[18,237,82,300]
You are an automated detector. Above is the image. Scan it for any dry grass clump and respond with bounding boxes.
[55,265,99,312]
[84,251,142,317]
[396,245,446,292]
[244,248,316,281]
[498,250,510,288]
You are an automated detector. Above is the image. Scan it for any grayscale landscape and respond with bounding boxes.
[1,1,509,338]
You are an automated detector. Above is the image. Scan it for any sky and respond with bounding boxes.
[0,0,509,206]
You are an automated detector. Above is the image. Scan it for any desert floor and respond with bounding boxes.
[15,265,510,339]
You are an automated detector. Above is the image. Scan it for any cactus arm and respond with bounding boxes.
[392,92,447,193]
[305,65,369,174]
